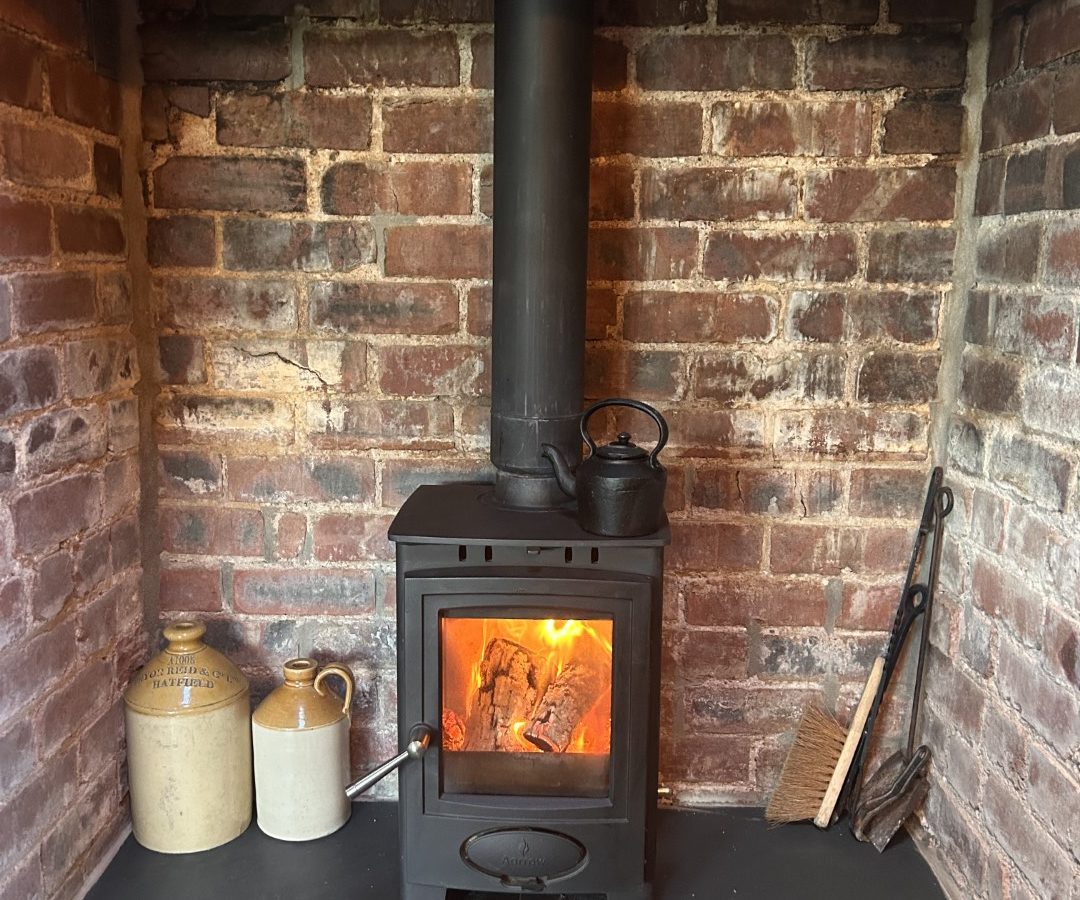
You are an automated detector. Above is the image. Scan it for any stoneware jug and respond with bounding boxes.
[124,620,252,853]
[252,658,354,841]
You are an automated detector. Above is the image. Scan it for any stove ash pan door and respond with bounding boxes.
[397,572,661,897]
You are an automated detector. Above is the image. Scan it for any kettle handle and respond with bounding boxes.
[580,398,669,470]
[314,663,354,716]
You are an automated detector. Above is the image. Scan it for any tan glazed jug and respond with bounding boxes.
[252,658,354,841]
[124,621,252,853]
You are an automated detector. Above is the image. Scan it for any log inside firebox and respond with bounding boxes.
[524,662,607,753]
[463,638,541,751]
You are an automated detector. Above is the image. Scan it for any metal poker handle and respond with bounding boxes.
[345,723,435,799]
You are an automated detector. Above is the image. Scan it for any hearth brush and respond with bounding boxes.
[765,656,883,826]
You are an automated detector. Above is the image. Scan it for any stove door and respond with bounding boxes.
[404,573,653,822]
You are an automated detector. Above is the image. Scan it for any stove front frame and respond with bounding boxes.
[394,526,664,900]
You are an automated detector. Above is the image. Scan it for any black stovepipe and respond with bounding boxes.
[490,0,594,509]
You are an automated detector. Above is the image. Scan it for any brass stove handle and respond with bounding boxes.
[345,723,434,799]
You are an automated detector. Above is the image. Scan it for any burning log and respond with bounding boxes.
[442,709,466,751]
[524,662,608,753]
[464,638,541,751]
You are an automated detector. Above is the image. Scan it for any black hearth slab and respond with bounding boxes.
[388,483,670,546]
[87,804,944,900]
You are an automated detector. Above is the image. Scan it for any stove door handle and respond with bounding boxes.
[345,723,435,799]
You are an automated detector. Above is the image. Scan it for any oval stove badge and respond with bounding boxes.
[462,827,587,883]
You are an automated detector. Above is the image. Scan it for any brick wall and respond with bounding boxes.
[0,1,145,898]
[138,0,972,801]
[918,1,1080,897]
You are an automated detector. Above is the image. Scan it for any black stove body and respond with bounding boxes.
[391,484,667,900]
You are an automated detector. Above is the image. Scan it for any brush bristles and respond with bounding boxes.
[765,704,848,824]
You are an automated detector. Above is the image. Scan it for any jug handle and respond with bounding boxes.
[580,398,669,469]
[314,663,354,715]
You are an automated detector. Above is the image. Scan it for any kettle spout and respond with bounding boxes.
[541,444,576,498]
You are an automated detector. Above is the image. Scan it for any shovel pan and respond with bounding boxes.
[852,745,931,851]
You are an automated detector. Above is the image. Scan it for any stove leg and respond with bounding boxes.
[401,883,445,900]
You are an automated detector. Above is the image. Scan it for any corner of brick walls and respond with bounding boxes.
[134,0,977,805]
[0,1,147,898]
[912,1,1080,898]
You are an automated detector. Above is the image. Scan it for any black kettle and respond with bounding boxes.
[542,398,668,537]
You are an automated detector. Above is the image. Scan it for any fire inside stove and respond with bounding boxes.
[440,615,614,798]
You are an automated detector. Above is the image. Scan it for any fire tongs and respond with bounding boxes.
[834,468,953,850]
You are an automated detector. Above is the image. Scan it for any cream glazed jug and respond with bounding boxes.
[124,621,252,853]
[252,658,354,841]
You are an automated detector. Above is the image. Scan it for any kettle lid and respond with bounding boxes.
[595,431,648,460]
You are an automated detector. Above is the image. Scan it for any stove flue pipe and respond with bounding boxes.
[490,0,594,509]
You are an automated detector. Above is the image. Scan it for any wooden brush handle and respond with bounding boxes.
[814,656,885,829]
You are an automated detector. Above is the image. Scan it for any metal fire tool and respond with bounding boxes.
[833,468,944,824]
[345,723,435,799]
[851,484,953,850]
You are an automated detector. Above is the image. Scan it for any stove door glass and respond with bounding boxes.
[440,615,613,797]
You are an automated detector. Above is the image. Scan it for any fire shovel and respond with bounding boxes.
[851,485,952,851]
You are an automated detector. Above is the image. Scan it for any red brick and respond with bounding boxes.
[976,221,1042,282]
[322,161,470,216]
[21,406,107,477]
[704,231,857,283]
[40,656,112,752]
[379,0,490,22]
[1054,67,1080,135]
[235,568,374,618]
[588,227,697,281]
[636,34,795,90]
[973,555,1043,647]
[158,334,206,385]
[308,399,454,449]
[661,734,752,786]
[378,345,488,398]
[385,225,491,279]
[153,157,306,213]
[775,409,927,458]
[9,272,95,333]
[589,163,635,221]
[982,75,1054,151]
[683,577,827,626]
[988,12,1023,83]
[805,167,956,223]
[883,97,964,155]
[380,458,493,506]
[856,350,940,402]
[0,196,50,261]
[591,100,702,157]
[159,566,221,612]
[156,393,292,441]
[223,219,375,272]
[694,351,844,404]
[0,120,89,188]
[217,91,372,150]
[999,638,1080,759]
[313,513,393,562]
[754,629,879,679]
[56,207,125,257]
[960,352,1021,413]
[1024,0,1080,67]
[840,581,898,630]
[585,348,681,400]
[48,55,119,134]
[0,29,43,110]
[788,290,939,344]
[995,292,1077,362]
[988,433,1072,512]
[156,276,298,331]
[687,684,823,735]
[93,143,121,198]
[690,467,795,514]
[976,155,1006,216]
[866,227,956,283]
[595,0,707,26]
[653,408,765,457]
[0,348,55,417]
[1026,745,1080,860]
[849,467,927,519]
[305,29,458,87]
[1003,147,1052,215]
[720,0,876,21]
[140,23,290,82]
[470,33,627,91]
[807,34,966,90]
[713,99,872,157]
[641,168,796,221]
[310,281,458,335]
[668,629,749,682]
[147,216,215,268]
[382,98,491,153]
[160,450,221,498]
[31,549,74,622]
[1044,222,1080,286]
[12,473,99,554]
[272,512,306,560]
[228,456,374,503]
[624,291,777,343]
[669,522,763,573]
[160,506,264,556]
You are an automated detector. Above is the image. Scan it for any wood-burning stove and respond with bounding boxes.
[375,1,671,896]
[391,484,667,899]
